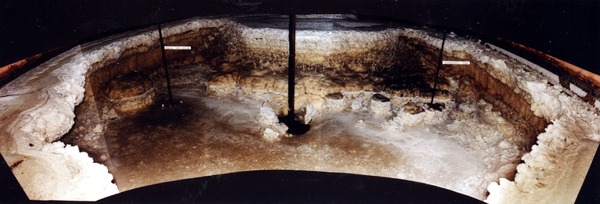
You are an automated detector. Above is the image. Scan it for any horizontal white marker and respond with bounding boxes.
[442,60,470,65]
[164,46,192,50]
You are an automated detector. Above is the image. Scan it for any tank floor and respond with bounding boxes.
[103,87,517,200]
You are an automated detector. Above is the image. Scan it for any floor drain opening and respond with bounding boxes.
[279,113,311,136]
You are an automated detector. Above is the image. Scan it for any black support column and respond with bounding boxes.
[429,31,446,110]
[283,14,310,135]
[158,24,174,106]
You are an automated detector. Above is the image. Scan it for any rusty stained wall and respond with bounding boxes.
[65,20,552,163]
[63,24,230,162]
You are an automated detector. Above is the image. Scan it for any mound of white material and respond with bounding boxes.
[486,82,600,204]
[258,106,288,141]
[401,29,600,203]
[11,142,118,201]
[489,56,599,204]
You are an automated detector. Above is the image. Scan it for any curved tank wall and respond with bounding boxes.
[0,16,599,202]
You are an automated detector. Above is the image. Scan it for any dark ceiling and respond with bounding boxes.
[1,0,598,74]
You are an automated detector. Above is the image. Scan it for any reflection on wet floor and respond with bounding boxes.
[104,88,402,192]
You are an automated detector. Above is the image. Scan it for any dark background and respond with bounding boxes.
[0,0,599,74]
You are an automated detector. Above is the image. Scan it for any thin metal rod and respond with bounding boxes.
[158,24,174,106]
[288,15,296,120]
[430,31,447,104]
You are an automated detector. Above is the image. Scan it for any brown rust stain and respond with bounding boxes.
[505,39,600,89]
[9,157,27,170]
[0,54,42,81]
[103,94,402,191]
[61,23,554,192]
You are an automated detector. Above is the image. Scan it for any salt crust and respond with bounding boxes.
[220,24,600,202]
[207,46,525,199]
[258,106,288,141]
[1,17,598,202]
[400,29,600,203]
[11,142,118,200]
[233,23,402,71]
[0,18,227,201]
[569,83,588,97]
[228,86,523,200]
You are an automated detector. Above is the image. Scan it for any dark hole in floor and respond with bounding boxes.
[279,114,311,135]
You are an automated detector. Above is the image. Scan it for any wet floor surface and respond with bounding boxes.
[99,82,526,201]
[104,88,403,192]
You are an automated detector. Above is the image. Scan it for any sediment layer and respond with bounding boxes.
[0,16,597,202]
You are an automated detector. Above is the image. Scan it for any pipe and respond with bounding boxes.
[288,14,296,122]
[430,31,447,104]
[158,24,174,106]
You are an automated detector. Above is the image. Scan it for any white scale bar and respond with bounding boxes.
[442,60,470,65]
[164,46,192,50]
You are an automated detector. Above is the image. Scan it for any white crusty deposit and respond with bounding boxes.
[0,16,598,202]
[222,23,600,202]
[0,18,229,201]
[0,45,119,201]
[11,142,118,200]
[400,29,600,203]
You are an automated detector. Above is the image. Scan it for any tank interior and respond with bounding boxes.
[1,15,599,203]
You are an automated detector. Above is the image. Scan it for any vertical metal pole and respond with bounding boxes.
[430,31,447,104]
[158,24,174,106]
[288,15,296,121]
